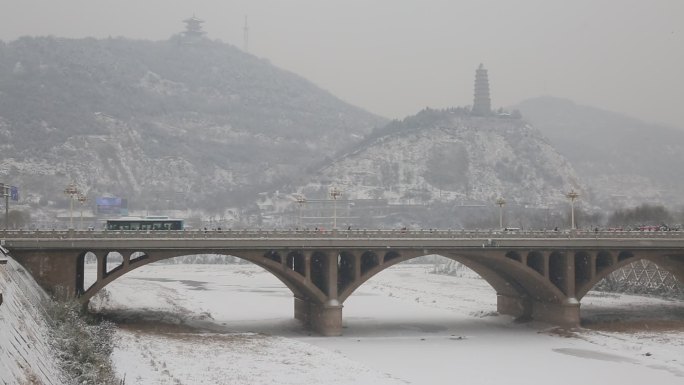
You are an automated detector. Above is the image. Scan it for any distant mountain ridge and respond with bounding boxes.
[516,96,684,208]
[0,36,386,215]
[3,36,679,227]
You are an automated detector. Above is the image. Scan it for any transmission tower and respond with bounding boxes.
[243,15,249,52]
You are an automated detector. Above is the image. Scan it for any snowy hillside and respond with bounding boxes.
[0,36,385,214]
[296,109,582,217]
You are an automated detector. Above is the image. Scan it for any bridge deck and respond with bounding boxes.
[2,229,684,251]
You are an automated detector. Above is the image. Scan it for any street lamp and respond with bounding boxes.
[294,195,306,227]
[495,197,506,229]
[329,187,342,230]
[77,193,88,229]
[0,183,9,229]
[63,183,79,229]
[565,190,579,230]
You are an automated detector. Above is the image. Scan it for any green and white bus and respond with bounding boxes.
[105,216,184,231]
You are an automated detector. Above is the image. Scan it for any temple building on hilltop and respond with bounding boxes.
[182,15,206,40]
[472,63,491,116]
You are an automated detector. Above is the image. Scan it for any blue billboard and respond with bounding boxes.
[96,197,128,215]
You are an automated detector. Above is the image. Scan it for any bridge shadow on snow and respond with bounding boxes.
[93,305,516,338]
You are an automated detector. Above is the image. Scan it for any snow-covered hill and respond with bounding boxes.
[291,109,582,227]
[0,36,385,214]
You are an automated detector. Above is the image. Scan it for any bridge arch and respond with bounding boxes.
[78,250,328,305]
[337,250,565,308]
[576,252,684,299]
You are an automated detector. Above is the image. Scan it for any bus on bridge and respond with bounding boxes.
[105,216,184,231]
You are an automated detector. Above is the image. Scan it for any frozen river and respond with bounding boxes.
[89,262,684,384]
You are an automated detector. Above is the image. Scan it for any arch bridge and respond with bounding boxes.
[2,229,683,336]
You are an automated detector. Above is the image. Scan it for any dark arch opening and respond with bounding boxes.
[618,251,635,263]
[310,252,328,294]
[76,251,87,296]
[338,252,355,293]
[596,251,613,274]
[505,251,522,263]
[384,250,401,263]
[574,251,592,287]
[526,251,545,276]
[286,251,305,277]
[265,250,281,264]
[360,251,379,276]
[548,251,566,295]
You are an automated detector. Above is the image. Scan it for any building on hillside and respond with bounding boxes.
[472,63,492,116]
[182,15,206,40]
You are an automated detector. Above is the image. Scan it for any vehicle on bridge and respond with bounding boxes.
[105,216,184,231]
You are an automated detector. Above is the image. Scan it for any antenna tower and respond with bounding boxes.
[243,15,249,52]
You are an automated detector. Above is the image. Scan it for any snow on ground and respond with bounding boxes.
[90,263,684,385]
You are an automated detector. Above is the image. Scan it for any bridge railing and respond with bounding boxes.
[1,228,683,239]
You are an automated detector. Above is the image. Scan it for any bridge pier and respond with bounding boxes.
[294,297,343,336]
[12,250,79,299]
[531,299,580,328]
[497,294,580,328]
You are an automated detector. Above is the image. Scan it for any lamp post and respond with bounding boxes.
[77,193,88,230]
[294,195,306,227]
[63,183,79,229]
[566,190,579,230]
[495,197,506,229]
[329,187,341,230]
[0,183,9,229]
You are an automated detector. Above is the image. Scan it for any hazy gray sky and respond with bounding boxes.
[1,0,682,127]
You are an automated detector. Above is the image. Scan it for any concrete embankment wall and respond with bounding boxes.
[0,252,65,385]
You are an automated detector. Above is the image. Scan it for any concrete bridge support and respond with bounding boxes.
[293,251,343,336]
[11,250,79,299]
[294,297,343,336]
[497,294,580,328]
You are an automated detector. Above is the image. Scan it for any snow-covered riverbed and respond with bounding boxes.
[90,263,684,385]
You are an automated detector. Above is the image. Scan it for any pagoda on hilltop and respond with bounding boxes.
[472,63,492,116]
[182,15,206,40]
